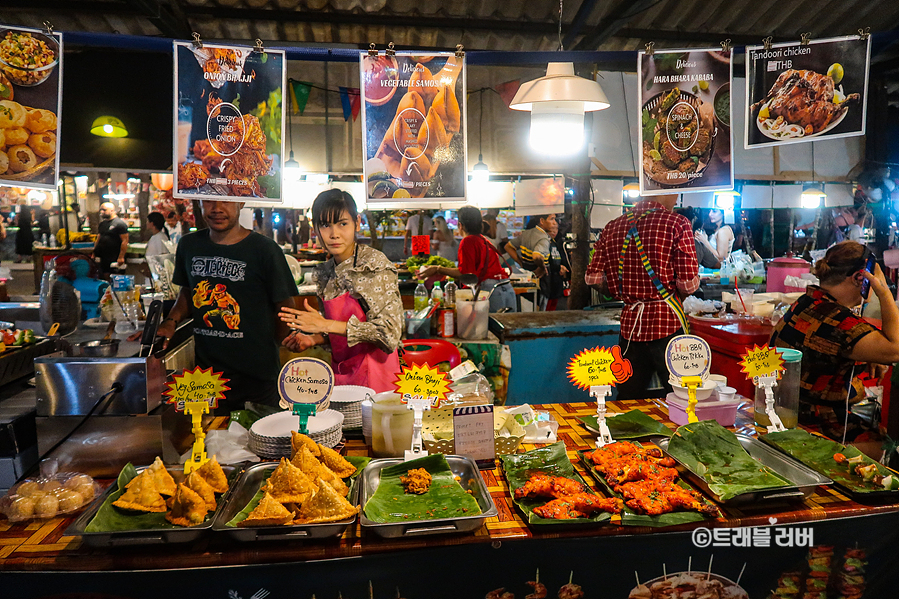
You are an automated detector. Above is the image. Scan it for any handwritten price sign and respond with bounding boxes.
[567,346,633,390]
[394,362,451,407]
[164,366,230,410]
[739,344,785,380]
[665,335,712,379]
[278,357,334,412]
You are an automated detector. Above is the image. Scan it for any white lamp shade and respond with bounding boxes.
[510,63,610,112]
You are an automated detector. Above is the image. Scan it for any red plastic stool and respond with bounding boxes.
[401,339,461,369]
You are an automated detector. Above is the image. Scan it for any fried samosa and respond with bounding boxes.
[291,445,325,479]
[262,457,317,504]
[408,64,438,105]
[376,116,414,178]
[113,470,167,513]
[417,107,449,161]
[295,478,358,524]
[195,456,228,493]
[319,464,350,497]
[432,84,461,133]
[185,471,217,511]
[146,456,177,496]
[165,483,208,527]
[319,446,356,479]
[237,491,294,527]
[291,431,321,459]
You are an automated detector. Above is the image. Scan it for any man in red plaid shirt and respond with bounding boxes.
[586,194,699,399]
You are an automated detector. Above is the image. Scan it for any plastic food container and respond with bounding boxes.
[666,393,741,427]
[1,471,100,522]
[670,379,718,401]
[370,392,414,458]
[766,256,811,293]
[456,297,489,340]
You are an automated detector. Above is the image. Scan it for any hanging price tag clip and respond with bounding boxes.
[183,399,210,474]
[758,374,786,432]
[292,402,316,435]
[590,385,614,446]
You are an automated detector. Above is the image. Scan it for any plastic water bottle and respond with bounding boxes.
[431,281,443,307]
[41,233,48,246]
[413,282,429,311]
[444,278,457,309]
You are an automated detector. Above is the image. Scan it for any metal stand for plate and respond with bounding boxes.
[184,399,210,474]
[590,385,614,447]
[757,374,786,432]
[680,375,704,423]
[404,396,432,461]
[292,402,316,435]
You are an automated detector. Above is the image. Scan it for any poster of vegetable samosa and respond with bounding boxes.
[360,51,467,206]
[0,23,63,190]
[638,48,733,196]
[173,42,284,203]
[745,35,871,149]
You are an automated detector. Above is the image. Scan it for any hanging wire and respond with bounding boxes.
[479,89,484,158]
[621,71,637,175]
[558,0,565,51]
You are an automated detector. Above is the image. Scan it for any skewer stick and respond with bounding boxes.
[688,557,692,574]
[635,571,641,587]
[369,581,374,599]
[663,563,667,581]
[736,562,747,587]
[707,555,714,581]
[569,571,574,585]
[536,568,540,584]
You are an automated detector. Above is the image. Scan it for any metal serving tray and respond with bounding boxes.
[66,463,239,547]
[653,434,832,505]
[211,461,357,541]
[358,455,497,538]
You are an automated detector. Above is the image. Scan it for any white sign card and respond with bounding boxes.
[452,405,495,468]
[665,334,711,379]
[278,357,334,412]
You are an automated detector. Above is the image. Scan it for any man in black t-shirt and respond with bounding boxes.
[159,200,299,413]
[92,202,129,273]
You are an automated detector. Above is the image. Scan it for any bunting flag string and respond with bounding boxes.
[493,79,521,108]
[289,80,312,115]
[338,86,361,122]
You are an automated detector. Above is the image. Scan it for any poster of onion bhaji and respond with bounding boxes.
[361,51,467,206]
[638,48,734,196]
[174,42,284,203]
[0,23,63,190]
[745,35,870,149]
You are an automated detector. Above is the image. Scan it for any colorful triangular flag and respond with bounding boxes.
[290,80,312,115]
[494,79,521,108]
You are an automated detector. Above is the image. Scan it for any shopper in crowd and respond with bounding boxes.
[586,194,699,399]
[279,189,402,392]
[505,214,556,279]
[145,211,173,258]
[770,241,899,442]
[694,208,734,263]
[165,211,183,244]
[404,210,432,256]
[91,202,129,274]
[692,220,721,269]
[157,200,299,413]
[416,206,517,313]
[431,215,458,262]
[482,209,509,250]
[15,209,34,263]
[544,235,571,311]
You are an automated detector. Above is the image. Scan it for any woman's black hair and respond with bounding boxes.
[457,206,483,235]
[311,189,359,228]
[147,212,169,239]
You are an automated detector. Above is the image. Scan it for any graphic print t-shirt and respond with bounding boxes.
[173,230,298,380]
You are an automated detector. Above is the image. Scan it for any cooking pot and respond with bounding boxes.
[73,339,120,357]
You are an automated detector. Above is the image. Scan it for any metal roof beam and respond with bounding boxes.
[572,0,662,50]
[561,0,601,50]
[123,0,192,39]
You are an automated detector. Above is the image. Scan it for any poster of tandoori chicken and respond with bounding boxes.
[745,36,870,149]
[173,42,284,203]
[0,24,63,191]
[360,51,467,206]
[638,48,733,196]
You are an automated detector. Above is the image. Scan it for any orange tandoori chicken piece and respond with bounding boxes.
[618,479,717,516]
[531,493,622,519]
[513,474,585,500]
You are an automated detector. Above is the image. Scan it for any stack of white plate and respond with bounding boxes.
[248,409,345,459]
[328,385,372,431]
[361,398,373,446]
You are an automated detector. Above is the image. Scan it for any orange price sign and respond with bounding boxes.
[164,366,230,410]
[739,344,785,380]
[567,346,633,390]
[393,362,451,407]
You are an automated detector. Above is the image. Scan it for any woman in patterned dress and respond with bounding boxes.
[279,190,402,392]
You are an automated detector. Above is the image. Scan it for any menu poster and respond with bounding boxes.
[745,36,870,149]
[360,51,467,206]
[173,42,285,203]
[637,48,733,196]
[0,24,63,190]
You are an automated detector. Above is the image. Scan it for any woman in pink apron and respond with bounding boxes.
[280,190,402,392]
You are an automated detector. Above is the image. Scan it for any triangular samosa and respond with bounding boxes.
[291,446,324,479]
[408,64,438,105]
[291,431,321,459]
[165,483,208,527]
[376,116,413,178]
[417,107,448,161]
[113,470,167,513]
[237,492,294,527]
[432,84,460,133]
[262,457,317,504]
[319,446,356,479]
[146,456,177,496]
[295,478,358,524]
[185,471,217,511]
[195,456,228,493]
[318,463,350,497]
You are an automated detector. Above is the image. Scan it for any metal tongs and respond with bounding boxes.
[139,300,164,357]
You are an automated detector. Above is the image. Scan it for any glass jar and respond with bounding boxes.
[370,393,414,458]
[754,348,802,429]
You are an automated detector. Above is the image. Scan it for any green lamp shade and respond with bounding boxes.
[90,116,128,138]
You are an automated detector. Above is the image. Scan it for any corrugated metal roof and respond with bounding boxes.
[5,0,899,53]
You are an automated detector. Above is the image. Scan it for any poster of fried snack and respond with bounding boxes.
[360,51,467,205]
[0,23,63,190]
[173,42,284,203]
[745,35,870,149]
[638,48,733,196]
